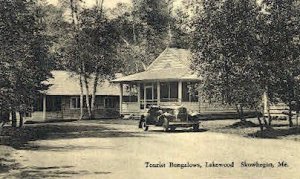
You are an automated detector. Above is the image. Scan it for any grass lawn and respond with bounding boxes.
[203,118,300,141]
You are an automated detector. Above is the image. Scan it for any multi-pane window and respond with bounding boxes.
[160,82,178,102]
[70,97,80,109]
[70,96,93,109]
[123,84,138,102]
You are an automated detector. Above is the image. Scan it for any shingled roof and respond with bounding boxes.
[112,48,200,82]
[44,71,121,96]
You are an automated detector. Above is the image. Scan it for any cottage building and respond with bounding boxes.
[112,48,237,118]
[25,71,122,122]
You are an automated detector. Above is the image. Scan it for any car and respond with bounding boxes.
[138,105,200,132]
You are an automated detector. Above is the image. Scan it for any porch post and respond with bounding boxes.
[144,83,146,110]
[119,83,123,114]
[137,83,141,109]
[198,87,201,113]
[178,81,182,103]
[43,95,46,120]
[157,81,160,105]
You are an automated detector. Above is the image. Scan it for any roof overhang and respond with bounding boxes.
[112,68,201,83]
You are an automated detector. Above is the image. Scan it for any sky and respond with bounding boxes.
[47,0,132,8]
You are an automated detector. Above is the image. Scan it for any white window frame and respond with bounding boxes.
[70,97,80,109]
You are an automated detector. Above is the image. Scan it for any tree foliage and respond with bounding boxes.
[0,0,52,127]
[191,0,261,109]
[191,0,300,127]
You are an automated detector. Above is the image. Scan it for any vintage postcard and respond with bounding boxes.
[1,0,299,178]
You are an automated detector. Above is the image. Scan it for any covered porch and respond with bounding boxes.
[118,80,200,116]
[112,48,202,116]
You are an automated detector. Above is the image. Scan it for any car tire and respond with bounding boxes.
[163,118,169,132]
[193,123,199,131]
[139,115,144,128]
[170,126,176,131]
[142,121,149,131]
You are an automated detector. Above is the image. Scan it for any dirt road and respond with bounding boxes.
[1,120,300,179]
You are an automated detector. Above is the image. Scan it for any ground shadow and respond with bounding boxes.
[7,165,111,178]
[270,123,290,127]
[225,120,259,129]
[248,127,300,139]
[0,157,19,174]
[148,128,208,133]
[0,122,144,149]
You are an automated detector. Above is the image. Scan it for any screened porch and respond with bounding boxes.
[119,81,200,115]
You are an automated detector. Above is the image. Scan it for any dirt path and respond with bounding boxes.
[1,121,300,179]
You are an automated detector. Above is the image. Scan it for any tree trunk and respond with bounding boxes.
[262,115,268,127]
[19,112,23,128]
[257,116,264,131]
[69,0,76,27]
[235,104,245,121]
[91,71,100,119]
[296,111,299,127]
[255,109,264,131]
[267,98,272,126]
[240,105,245,121]
[235,104,240,120]
[287,76,294,127]
[99,0,104,15]
[133,23,136,43]
[79,74,84,120]
[11,111,17,127]
[288,100,293,127]
[83,74,92,119]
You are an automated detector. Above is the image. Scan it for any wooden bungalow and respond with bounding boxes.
[112,48,238,118]
[25,71,122,122]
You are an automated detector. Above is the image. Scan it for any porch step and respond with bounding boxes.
[121,113,141,120]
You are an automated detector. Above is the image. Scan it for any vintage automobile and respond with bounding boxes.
[138,105,200,132]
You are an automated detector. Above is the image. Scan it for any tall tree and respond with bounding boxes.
[63,2,122,119]
[191,0,300,129]
[0,0,52,127]
[256,0,300,127]
[132,0,172,64]
[191,0,263,124]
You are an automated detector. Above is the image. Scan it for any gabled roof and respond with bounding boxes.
[44,71,121,96]
[147,48,192,71]
[112,48,200,82]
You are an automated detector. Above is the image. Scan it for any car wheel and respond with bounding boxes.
[163,118,169,132]
[193,123,199,131]
[170,126,176,131]
[142,121,149,131]
[139,115,144,128]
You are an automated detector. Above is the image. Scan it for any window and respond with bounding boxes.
[160,82,178,102]
[95,96,104,109]
[182,82,199,102]
[47,96,62,111]
[104,98,115,108]
[70,97,80,109]
[123,84,138,102]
